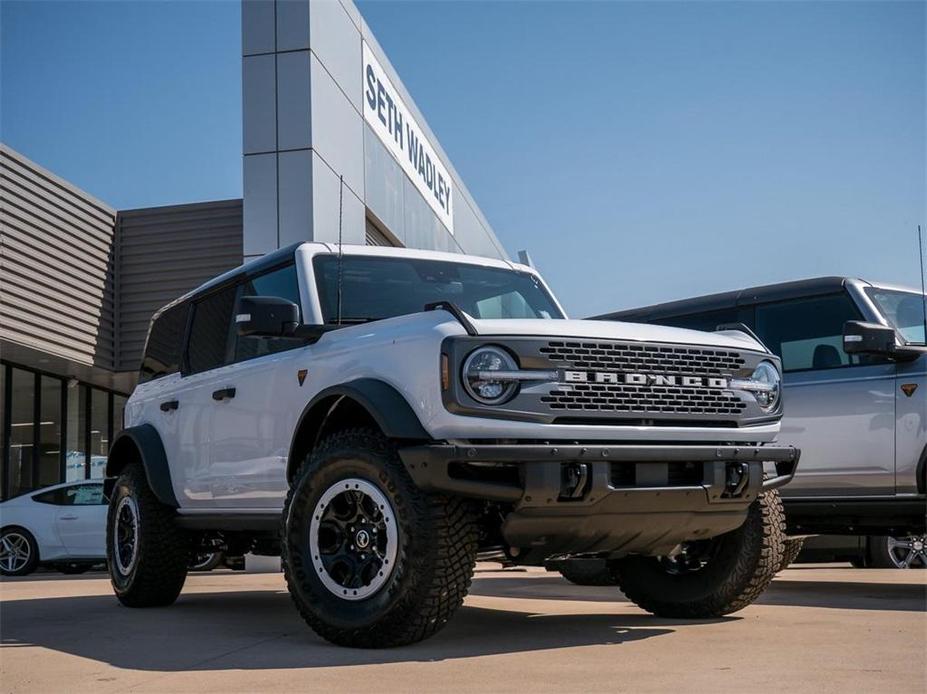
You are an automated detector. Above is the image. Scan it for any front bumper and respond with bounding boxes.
[399,443,799,562]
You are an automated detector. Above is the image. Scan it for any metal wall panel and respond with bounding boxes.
[0,145,117,368]
[115,200,243,370]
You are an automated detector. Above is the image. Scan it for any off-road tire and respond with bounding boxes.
[778,537,805,572]
[557,559,614,586]
[282,428,479,648]
[107,463,189,607]
[612,490,786,618]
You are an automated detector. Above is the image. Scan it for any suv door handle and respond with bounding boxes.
[59,515,78,521]
[160,399,179,412]
[212,387,236,401]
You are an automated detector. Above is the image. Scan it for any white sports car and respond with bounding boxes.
[0,480,107,576]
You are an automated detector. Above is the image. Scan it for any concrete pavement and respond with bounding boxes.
[1,564,924,693]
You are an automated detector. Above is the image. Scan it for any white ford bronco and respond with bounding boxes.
[105,242,799,647]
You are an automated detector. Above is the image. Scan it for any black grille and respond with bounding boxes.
[542,383,746,416]
[540,340,745,375]
[539,340,748,418]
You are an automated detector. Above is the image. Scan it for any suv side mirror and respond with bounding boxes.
[236,296,300,337]
[843,320,909,358]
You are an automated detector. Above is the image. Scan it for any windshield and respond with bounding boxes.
[865,287,926,344]
[313,255,564,323]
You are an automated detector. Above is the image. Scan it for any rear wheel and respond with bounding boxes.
[0,527,39,576]
[107,463,189,606]
[612,490,786,618]
[282,428,478,648]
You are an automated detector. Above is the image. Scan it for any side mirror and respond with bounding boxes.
[236,296,300,337]
[842,320,898,356]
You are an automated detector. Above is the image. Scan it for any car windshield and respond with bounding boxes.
[865,287,926,345]
[313,255,564,323]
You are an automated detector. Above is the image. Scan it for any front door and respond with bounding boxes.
[205,262,306,510]
[754,293,897,497]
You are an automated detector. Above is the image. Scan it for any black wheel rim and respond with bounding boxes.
[308,478,398,600]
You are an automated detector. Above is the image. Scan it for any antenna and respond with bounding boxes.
[919,225,926,341]
[336,174,344,326]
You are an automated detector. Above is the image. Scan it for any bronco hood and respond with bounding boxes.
[466,317,768,353]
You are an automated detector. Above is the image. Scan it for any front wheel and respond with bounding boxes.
[612,490,786,618]
[107,463,190,606]
[282,428,478,648]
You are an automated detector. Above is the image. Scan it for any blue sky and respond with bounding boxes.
[2,1,924,316]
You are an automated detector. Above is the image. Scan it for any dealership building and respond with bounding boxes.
[0,0,507,500]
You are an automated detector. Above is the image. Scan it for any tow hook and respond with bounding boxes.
[723,462,750,498]
[559,462,590,500]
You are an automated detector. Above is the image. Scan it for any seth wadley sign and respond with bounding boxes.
[363,42,454,234]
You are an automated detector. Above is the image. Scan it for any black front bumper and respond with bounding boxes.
[399,443,800,563]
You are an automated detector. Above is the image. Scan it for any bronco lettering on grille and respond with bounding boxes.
[563,371,729,389]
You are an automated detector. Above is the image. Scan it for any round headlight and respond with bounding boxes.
[462,346,518,405]
[751,361,781,412]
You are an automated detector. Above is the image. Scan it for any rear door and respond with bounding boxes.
[753,293,897,497]
[54,483,107,557]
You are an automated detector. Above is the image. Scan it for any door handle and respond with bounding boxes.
[212,387,236,401]
[160,399,179,412]
[60,515,78,521]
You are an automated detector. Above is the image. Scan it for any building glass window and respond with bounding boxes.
[90,388,109,479]
[38,376,63,489]
[0,363,127,499]
[8,368,36,497]
[66,383,88,483]
[0,365,6,498]
[113,394,127,441]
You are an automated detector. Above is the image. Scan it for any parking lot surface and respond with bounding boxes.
[1,564,924,693]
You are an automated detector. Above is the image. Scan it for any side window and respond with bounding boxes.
[187,287,237,374]
[139,303,189,383]
[754,294,865,372]
[233,264,303,363]
[32,488,66,505]
[67,484,105,505]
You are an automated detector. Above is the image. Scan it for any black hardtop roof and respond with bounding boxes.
[595,276,857,321]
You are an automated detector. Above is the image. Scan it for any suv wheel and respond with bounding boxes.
[612,490,785,618]
[107,463,189,606]
[282,428,478,648]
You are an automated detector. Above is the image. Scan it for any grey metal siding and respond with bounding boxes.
[0,145,117,367]
[115,200,243,370]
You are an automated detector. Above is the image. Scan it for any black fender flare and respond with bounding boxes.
[105,424,179,508]
[286,379,431,482]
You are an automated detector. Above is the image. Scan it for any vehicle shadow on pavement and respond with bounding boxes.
[0,589,677,671]
[473,573,926,613]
